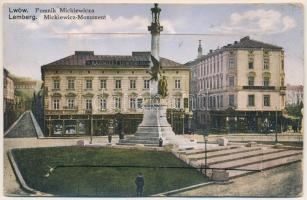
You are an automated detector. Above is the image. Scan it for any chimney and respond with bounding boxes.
[209,49,213,53]
[240,36,250,42]
[75,51,94,56]
[197,40,203,59]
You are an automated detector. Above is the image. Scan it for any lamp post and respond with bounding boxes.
[180,112,185,134]
[108,119,114,144]
[47,116,52,136]
[275,106,278,143]
[204,134,208,177]
[88,109,93,144]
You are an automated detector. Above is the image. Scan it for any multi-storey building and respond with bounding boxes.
[3,68,15,130]
[187,36,286,132]
[14,77,40,112]
[41,51,190,136]
[285,84,303,105]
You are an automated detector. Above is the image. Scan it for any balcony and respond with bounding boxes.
[280,86,286,90]
[242,86,275,90]
[45,106,78,115]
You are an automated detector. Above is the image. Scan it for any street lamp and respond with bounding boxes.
[47,116,52,136]
[275,106,278,143]
[204,134,208,177]
[87,108,93,144]
[180,112,185,134]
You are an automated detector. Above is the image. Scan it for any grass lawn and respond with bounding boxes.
[11,146,207,197]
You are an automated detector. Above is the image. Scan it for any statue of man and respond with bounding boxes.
[148,55,161,81]
[158,76,168,98]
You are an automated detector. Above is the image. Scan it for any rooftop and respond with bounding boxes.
[185,36,283,65]
[42,51,186,69]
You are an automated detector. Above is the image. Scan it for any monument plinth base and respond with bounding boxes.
[119,97,194,147]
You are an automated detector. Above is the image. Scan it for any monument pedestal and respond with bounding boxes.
[119,98,193,147]
[119,98,164,146]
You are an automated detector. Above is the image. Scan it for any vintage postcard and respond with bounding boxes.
[2,1,304,198]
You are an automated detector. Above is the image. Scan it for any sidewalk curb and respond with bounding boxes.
[29,111,44,139]
[7,150,38,194]
[151,181,215,196]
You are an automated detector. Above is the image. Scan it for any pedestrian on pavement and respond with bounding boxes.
[135,172,144,197]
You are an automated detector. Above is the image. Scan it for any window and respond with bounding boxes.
[248,60,254,69]
[175,79,181,89]
[209,77,212,89]
[100,98,107,110]
[281,78,284,86]
[202,96,206,108]
[229,58,235,68]
[264,95,270,106]
[85,99,92,110]
[85,79,92,89]
[264,58,270,70]
[137,98,143,109]
[213,77,216,89]
[130,80,136,89]
[115,97,121,109]
[220,95,223,107]
[282,60,284,70]
[263,77,270,86]
[144,80,150,89]
[229,76,234,87]
[130,98,136,109]
[115,80,121,89]
[248,76,255,86]
[67,99,75,109]
[100,80,107,89]
[67,79,74,90]
[175,98,181,109]
[220,76,223,89]
[229,95,234,106]
[53,80,60,90]
[248,95,255,106]
[213,96,216,108]
[53,99,60,110]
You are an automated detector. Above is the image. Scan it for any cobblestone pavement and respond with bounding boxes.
[3,137,118,196]
[174,161,302,197]
[5,112,37,138]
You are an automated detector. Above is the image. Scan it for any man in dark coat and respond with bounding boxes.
[135,172,144,196]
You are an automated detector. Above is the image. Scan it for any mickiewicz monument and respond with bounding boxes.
[120,3,191,147]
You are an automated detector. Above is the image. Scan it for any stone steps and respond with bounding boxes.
[178,146,233,155]
[194,148,286,165]
[188,147,262,161]
[209,150,302,170]
[130,135,160,140]
[119,138,159,145]
[228,154,302,178]
[116,142,158,147]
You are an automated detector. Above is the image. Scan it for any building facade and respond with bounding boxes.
[3,68,15,130]
[187,36,286,132]
[14,78,39,112]
[41,51,190,136]
[285,84,303,105]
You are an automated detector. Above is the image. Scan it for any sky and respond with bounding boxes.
[3,3,304,85]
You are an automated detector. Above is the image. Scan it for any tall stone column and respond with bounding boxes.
[148,3,163,95]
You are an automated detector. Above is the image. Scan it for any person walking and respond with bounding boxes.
[135,172,144,197]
